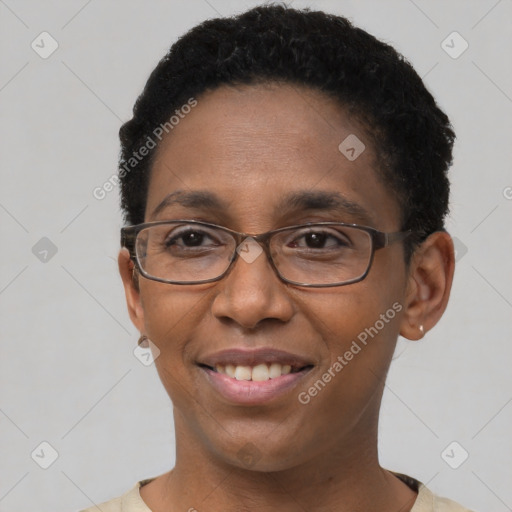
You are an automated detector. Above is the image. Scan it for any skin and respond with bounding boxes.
[118,83,455,512]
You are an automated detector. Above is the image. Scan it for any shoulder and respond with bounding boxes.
[78,479,155,512]
[415,484,476,512]
[392,472,476,512]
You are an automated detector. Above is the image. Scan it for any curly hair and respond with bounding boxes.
[118,3,455,263]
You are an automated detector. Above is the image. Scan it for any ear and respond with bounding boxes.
[399,231,455,340]
[118,247,145,333]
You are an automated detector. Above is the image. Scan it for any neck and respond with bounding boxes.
[141,405,417,512]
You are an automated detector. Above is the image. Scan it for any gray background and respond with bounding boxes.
[0,1,511,511]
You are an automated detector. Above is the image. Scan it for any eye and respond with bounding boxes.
[288,229,351,250]
[165,228,218,248]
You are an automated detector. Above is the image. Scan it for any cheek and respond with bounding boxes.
[298,279,403,346]
[139,283,210,381]
[297,283,404,384]
[291,291,402,435]
[140,280,211,337]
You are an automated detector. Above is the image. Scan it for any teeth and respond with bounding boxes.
[252,363,269,381]
[234,365,252,381]
[269,363,282,378]
[225,364,236,378]
[214,363,296,381]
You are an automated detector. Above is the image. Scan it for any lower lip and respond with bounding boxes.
[199,366,312,405]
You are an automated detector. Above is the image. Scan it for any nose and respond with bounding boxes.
[210,238,295,330]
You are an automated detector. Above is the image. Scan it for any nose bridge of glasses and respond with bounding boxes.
[232,233,275,268]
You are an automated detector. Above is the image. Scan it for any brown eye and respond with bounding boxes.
[288,230,350,250]
[166,230,208,248]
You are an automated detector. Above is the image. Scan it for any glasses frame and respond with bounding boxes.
[121,219,412,288]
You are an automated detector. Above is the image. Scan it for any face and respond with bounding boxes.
[120,83,424,472]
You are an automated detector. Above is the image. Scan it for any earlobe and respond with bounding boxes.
[399,231,455,341]
[118,248,145,332]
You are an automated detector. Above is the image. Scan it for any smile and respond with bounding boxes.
[214,362,312,381]
[197,348,314,405]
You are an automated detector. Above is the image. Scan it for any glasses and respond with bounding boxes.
[121,219,411,288]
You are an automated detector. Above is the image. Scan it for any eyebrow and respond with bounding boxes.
[281,190,375,226]
[149,189,374,226]
[150,190,228,220]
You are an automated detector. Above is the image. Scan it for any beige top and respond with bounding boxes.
[79,473,474,511]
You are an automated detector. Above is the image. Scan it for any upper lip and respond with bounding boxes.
[198,348,314,370]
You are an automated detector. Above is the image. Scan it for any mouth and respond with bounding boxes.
[199,362,312,381]
[197,348,314,405]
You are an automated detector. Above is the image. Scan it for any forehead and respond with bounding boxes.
[146,83,401,231]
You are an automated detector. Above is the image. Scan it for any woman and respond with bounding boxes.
[82,4,473,511]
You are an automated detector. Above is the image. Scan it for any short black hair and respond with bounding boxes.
[118,3,455,262]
